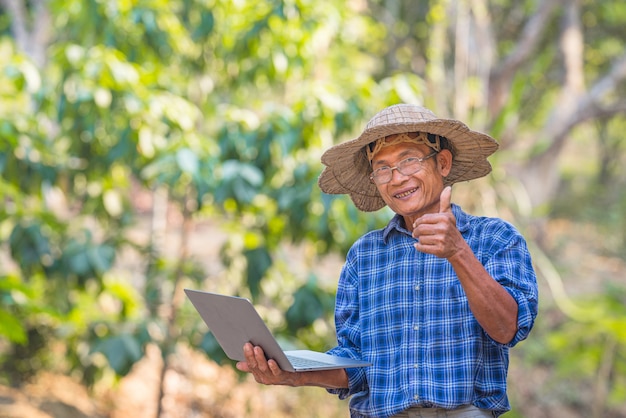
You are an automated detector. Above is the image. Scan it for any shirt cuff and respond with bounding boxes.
[498,287,538,347]
[327,366,367,399]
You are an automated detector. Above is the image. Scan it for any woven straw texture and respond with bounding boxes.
[318,104,499,212]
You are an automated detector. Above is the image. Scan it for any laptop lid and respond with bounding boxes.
[184,289,370,372]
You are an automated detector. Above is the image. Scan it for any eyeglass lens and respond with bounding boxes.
[371,153,437,185]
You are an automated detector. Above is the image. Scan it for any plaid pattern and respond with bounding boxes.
[327,205,538,418]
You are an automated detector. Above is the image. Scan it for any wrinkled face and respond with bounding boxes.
[370,139,452,221]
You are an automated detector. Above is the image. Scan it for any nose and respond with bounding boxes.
[388,166,408,183]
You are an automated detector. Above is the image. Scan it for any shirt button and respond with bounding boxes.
[413,395,419,400]
[413,364,418,368]
[413,325,419,331]
[414,285,420,291]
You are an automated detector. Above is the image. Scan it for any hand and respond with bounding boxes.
[412,186,465,259]
[236,343,300,386]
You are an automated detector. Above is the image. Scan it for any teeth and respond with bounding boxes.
[395,189,416,198]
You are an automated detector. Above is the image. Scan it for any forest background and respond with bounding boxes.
[0,0,625,417]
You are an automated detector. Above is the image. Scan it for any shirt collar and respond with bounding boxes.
[382,214,408,243]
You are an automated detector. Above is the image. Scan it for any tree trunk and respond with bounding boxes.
[487,0,561,122]
[156,187,194,418]
[0,0,50,68]
[516,0,584,206]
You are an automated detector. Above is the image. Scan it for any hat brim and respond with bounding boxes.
[318,118,499,212]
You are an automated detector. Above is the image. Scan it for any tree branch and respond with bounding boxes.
[542,0,584,153]
[496,0,562,77]
[521,51,626,206]
[553,52,626,148]
[560,0,584,92]
[579,101,626,121]
[488,0,563,116]
[586,53,626,104]
[517,0,626,206]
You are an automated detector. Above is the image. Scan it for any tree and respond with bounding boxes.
[0,0,392,415]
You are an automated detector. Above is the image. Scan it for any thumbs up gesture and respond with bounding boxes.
[438,184,453,214]
[412,186,463,259]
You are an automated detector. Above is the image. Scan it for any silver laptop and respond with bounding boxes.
[184,289,371,372]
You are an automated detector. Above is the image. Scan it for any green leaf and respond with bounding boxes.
[91,334,143,376]
[243,247,272,300]
[285,277,330,333]
[191,10,215,41]
[9,223,52,272]
[200,332,229,364]
[88,244,116,275]
[0,310,27,344]
[218,160,265,205]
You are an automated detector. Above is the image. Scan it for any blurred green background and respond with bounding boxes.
[0,0,625,417]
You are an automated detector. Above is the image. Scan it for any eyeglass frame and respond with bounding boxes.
[369,151,439,185]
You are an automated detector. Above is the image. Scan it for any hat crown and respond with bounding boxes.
[366,104,437,131]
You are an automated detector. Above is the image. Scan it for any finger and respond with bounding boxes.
[439,186,452,213]
[236,361,251,372]
[243,343,263,370]
[253,346,270,371]
[413,215,440,231]
[243,342,255,361]
[267,359,282,376]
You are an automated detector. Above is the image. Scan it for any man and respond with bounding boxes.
[236,104,539,417]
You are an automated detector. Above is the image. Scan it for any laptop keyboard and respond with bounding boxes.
[286,355,333,369]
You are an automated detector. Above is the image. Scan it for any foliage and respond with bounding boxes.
[520,283,626,416]
[0,0,392,387]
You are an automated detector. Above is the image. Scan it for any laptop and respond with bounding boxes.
[184,289,371,372]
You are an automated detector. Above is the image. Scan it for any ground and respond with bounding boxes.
[0,343,348,418]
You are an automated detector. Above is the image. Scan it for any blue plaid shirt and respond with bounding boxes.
[327,204,538,418]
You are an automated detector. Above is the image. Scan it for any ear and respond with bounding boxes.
[436,149,453,177]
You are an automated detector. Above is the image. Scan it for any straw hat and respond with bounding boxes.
[318,104,499,212]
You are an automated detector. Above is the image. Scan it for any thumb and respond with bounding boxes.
[439,186,452,213]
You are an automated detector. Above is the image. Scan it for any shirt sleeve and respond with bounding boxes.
[483,226,539,348]
[326,250,369,398]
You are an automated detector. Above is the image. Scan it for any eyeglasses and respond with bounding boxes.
[369,152,438,185]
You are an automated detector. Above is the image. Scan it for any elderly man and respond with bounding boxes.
[237,104,539,418]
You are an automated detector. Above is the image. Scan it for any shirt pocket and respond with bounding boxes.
[442,284,475,339]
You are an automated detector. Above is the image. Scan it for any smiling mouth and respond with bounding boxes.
[395,188,417,199]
